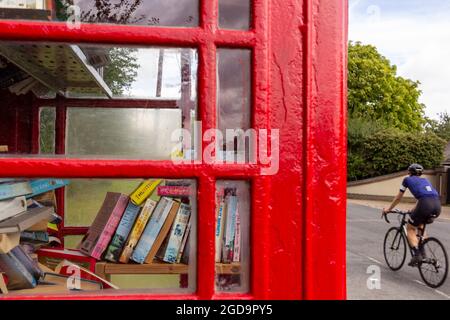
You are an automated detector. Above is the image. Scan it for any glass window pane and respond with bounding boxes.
[217,49,252,163]
[0,42,198,159]
[215,180,250,293]
[66,108,182,159]
[0,0,199,27]
[219,0,251,30]
[1,177,197,294]
[39,107,56,154]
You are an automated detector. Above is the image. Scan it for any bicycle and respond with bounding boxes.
[382,209,448,288]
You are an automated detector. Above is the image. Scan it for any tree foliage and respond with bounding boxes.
[103,48,140,96]
[348,117,446,181]
[348,41,425,132]
[425,112,450,142]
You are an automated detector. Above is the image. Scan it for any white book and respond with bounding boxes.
[0,196,27,223]
[233,206,241,263]
[222,194,237,263]
[161,203,191,263]
[177,220,191,263]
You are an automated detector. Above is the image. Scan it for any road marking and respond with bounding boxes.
[435,290,450,299]
[414,280,426,286]
[367,256,382,265]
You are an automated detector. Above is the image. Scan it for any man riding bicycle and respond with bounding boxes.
[383,163,441,267]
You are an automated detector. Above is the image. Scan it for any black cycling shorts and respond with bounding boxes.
[409,196,441,227]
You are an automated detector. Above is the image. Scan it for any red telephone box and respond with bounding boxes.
[0,0,347,300]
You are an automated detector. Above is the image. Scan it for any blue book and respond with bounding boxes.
[0,181,32,201]
[131,197,174,264]
[104,202,142,262]
[0,251,37,290]
[27,179,70,198]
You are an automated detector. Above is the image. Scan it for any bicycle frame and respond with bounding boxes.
[385,210,426,258]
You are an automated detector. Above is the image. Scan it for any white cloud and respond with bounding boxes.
[349,2,450,119]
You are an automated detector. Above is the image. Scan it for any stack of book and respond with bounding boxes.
[78,179,193,265]
[215,187,242,265]
[0,178,67,290]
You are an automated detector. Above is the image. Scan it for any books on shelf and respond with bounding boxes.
[79,192,129,260]
[104,201,142,263]
[0,196,27,222]
[157,203,191,263]
[131,197,177,264]
[130,179,162,206]
[0,245,38,290]
[0,181,32,201]
[119,198,158,264]
[0,207,54,234]
[216,187,242,265]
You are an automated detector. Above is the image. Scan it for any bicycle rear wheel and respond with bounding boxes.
[383,227,407,271]
[419,237,448,288]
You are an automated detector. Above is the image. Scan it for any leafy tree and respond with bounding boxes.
[103,48,140,96]
[348,41,425,132]
[425,112,450,142]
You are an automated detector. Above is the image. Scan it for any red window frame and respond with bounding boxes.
[0,0,348,300]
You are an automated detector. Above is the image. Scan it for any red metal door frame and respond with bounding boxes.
[0,0,348,300]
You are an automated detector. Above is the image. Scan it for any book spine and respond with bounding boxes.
[215,199,226,263]
[176,220,191,264]
[145,201,180,264]
[20,231,49,243]
[222,195,237,263]
[131,197,173,264]
[119,199,157,264]
[130,179,162,206]
[162,204,191,263]
[10,246,43,280]
[27,179,70,199]
[157,186,191,197]
[91,195,129,260]
[0,182,32,201]
[104,202,142,262]
[232,207,241,263]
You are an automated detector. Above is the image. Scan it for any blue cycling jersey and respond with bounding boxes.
[400,175,439,199]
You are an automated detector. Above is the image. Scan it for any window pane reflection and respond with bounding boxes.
[0,0,199,27]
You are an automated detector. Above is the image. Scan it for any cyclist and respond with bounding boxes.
[382,163,441,266]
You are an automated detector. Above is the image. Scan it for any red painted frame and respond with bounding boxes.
[0,0,348,300]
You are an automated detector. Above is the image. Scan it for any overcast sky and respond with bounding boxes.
[349,0,450,119]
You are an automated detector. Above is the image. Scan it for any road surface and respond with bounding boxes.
[347,202,450,299]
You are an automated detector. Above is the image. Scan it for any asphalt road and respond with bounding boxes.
[347,203,450,300]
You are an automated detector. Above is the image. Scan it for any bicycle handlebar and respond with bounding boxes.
[381,209,410,224]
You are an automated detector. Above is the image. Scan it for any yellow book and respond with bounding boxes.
[130,179,162,206]
[119,198,159,263]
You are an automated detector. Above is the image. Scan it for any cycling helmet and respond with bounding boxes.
[408,163,423,176]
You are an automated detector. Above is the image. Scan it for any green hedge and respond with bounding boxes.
[348,127,446,181]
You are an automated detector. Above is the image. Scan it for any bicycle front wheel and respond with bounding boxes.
[419,237,448,288]
[383,227,407,271]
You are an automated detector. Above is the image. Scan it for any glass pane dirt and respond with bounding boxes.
[215,180,250,293]
[0,177,197,294]
[219,0,251,30]
[0,42,198,159]
[0,0,199,27]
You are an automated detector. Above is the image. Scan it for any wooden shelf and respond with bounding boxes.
[95,262,242,279]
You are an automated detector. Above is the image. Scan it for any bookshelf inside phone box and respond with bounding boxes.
[0,40,251,295]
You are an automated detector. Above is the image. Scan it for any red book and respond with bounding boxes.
[79,192,129,260]
[157,186,191,197]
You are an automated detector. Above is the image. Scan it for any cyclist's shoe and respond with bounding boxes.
[408,254,423,267]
